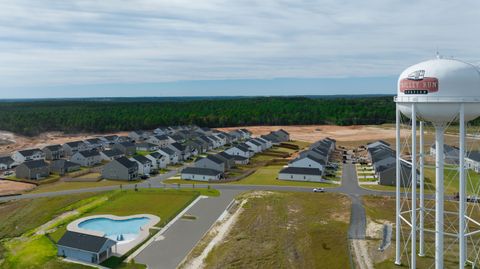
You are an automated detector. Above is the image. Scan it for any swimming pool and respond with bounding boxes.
[78,217,151,243]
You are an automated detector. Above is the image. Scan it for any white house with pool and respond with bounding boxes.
[57,214,159,264]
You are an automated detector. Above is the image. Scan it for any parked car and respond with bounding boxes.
[313,187,325,193]
[140,175,150,180]
[3,171,13,176]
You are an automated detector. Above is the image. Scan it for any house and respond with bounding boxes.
[12,148,45,164]
[84,138,104,150]
[0,156,15,170]
[50,160,81,175]
[42,145,65,160]
[99,135,119,147]
[102,157,138,180]
[15,160,50,180]
[195,155,226,172]
[128,130,149,142]
[158,148,179,164]
[136,143,160,152]
[245,139,263,153]
[153,127,169,135]
[100,149,124,161]
[366,140,391,150]
[197,127,213,136]
[146,135,171,147]
[146,152,168,169]
[207,135,222,148]
[185,140,203,156]
[466,151,480,173]
[181,167,223,181]
[216,152,236,169]
[430,144,460,164]
[278,167,322,182]
[112,142,136,156]
[57,231,116,264]
[70,151,102,167]
[169,143,190,161]
[275,129,290,142]
[239,129,252,139]
[228,130,244,141]
[197,136,214,150]
[255,137,272,149]
[225,144,253,158]
[213,133,228,146]
[130,155,152,175]
[289,155,325,172]
[63,141,89,157]
[232,155,249,165]
[378,160,416,187]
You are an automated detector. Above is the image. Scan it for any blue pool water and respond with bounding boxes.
[78,217,150,242]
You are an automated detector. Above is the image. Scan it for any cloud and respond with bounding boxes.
[0,0,479,91]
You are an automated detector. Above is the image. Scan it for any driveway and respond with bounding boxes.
[134,189,240,269]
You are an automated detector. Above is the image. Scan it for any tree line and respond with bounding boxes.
[0,96,396,136]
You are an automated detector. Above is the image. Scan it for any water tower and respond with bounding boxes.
[395,57,480,268]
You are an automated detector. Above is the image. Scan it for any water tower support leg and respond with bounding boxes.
[411,104,417,268]
[459,104,466,268]
[435,124,445,269]
[395,104,402,265]
[419,121,425,257]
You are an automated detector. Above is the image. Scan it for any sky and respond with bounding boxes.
[1,0,479,98]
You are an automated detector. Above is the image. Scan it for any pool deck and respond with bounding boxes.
[67,214,160,255]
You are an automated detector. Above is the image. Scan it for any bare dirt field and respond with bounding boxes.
[0,130,127,155]
[219,125,402,147]
[0,180,36,196]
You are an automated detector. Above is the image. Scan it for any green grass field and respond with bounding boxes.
[1,188,214,269]
[30,179,140,194]
[202,192,351,269]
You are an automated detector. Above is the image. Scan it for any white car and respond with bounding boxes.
[313,187,325,193]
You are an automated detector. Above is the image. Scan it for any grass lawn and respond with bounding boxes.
[0,192,103,239]
[230,165,336,187]
[202,192,351,269]
[76,172,101,179]
[30,179,139,194]
[6,174,61,183]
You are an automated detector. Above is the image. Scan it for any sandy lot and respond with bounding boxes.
[0,180,36,196]
[0,130,127,155]
[218,125,401,145]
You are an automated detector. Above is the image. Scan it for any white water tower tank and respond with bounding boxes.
[396,58,480,123]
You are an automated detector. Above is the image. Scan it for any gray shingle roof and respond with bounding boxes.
[115,156,138,169]
[132,155,152,164]
[182,167,222,176]
[0,156,14,165]
[279,167,322,176]
[77,150,100,158]
[57,231,114,253]
[22,160,49,169]
[101,149,123,158]
[43,145,63,151]
[18,148,43,157]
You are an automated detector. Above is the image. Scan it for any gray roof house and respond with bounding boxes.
[42,145,65,160]
[102,157,138,180]
[430,143,460,164]
[378,160,416,187]
[70,150,102,167]
[181,167,223,181]
[128,130,150,142]
[100,149,124,161]
[466,151,480,173]
[50,160,81,175]
[112,142,136,156]
[57,231,116,264]
[215,152,236,169]
[146,152,168,169]
[278,167,322,182]
[130,155,152,175]
[136,143,160,152]
[225,144,253,158]
[158,148,179,164]
[63,141,89,157]
[194,155,226,172]
[84,138,104,150]
[15,160,50,180]
[0,156,15,170]
[12,148,45,164]
[146,135,171,147]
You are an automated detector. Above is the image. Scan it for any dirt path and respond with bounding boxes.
[351,239,374,269]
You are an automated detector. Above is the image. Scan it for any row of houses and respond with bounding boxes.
[366,140,416,186]
[102,127,255,181]
[180,130,290,181]
[278,138,336,182]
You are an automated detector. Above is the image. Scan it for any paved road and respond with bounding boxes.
[135,189,240,269]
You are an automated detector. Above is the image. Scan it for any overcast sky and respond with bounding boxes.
[1,0,479,98]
